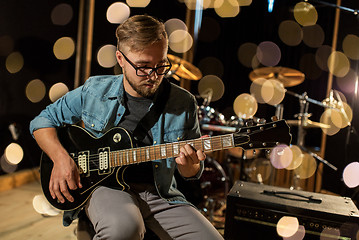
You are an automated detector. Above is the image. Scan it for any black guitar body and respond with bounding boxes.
[39,120,292,211]
[40,125,134,211]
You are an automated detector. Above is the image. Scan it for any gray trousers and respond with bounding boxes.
[85,184,224,240]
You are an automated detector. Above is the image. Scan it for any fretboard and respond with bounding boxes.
[109,134,235,167]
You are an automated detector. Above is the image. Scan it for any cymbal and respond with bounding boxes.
[287,119,330,129]
[249,66,305,87]
[167,54,202,81]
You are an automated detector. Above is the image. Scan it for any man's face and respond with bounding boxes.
[116,39,168,98]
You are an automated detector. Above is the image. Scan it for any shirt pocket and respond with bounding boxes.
[163,129,186,143]
[82,110,106,132]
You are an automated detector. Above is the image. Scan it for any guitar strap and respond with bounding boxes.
[131,78,171,143]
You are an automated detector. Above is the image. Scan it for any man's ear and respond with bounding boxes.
[116,50,125,67]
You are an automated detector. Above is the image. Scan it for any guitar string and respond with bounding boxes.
[73,123,282,169]
[73,136,231,168]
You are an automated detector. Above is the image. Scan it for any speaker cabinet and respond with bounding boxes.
[224,181,359,239]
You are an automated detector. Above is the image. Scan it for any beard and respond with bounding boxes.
[124,70,161,98]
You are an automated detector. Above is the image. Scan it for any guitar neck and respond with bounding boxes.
[110,134,236,167]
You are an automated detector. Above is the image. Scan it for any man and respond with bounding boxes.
[30,15,223,240]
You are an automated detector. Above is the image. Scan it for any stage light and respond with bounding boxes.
[268,0,274,13]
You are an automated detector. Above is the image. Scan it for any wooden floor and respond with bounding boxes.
[0,178,225,240]
[0,180,77,240]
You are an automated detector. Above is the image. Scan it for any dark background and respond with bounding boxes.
[1,0,359,200]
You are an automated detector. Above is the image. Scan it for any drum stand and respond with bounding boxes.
[286,91,337,189]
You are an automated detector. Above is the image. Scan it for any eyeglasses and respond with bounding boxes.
[120,51,172,77]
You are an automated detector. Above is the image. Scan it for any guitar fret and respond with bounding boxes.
[173,143,179,157]
[166,143,173,158]
[133,149,137,163]
[160,145,167,158]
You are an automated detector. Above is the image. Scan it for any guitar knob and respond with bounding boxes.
[271,116,278,121]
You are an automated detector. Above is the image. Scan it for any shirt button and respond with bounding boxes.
[177,137,180,140]
[153,141,157,144]
[155,164,159,168]
[91,124,94,127]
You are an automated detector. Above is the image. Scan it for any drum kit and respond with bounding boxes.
[166,56,337,228]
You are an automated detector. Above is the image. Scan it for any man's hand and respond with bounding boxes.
[175,135,209,178]
[49,154,82,203]
[33,127,82,204]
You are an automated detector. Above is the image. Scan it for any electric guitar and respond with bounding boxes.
[40,119,291,211]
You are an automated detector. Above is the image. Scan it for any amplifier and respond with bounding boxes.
[224,181,359,240]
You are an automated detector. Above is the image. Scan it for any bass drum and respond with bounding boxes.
[200,157,229,200]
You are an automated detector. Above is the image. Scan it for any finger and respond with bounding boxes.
[67,177,78,190]
[60,181,74,203]
[76,172,82,188]
[175,152,186,165]
[53,181,65,203]
[197,149,206,161]
[184,144,198,163]
[49,180,56,199]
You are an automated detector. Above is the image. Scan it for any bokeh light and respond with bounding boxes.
[320,109,340,136]
[26,79,46,103]
[250,78,267,104]
[165,18,187,37]
[283,225,305,240]
[0,35,14,56]
[342,34,359,60]
[49,82,69,102]
[330,102,353,129]
[4,143,24,165]
[198,75,225,102]
[198,57,224,77]
[53,37,75,60]
[343,162,359,188]
[286,145,303,170]
[261,79,285,105]
[106,2,130,24]
[270,144,293,169]
[327,51,350,77]
[6,51,24,74]
[238,42,258,68]
[51,3,73,26]
[169,30,193,53]
[278,20,303,46]
[184,0,211,10]
[33,194,61,216]
[315,45,332,71]
[0,155,17,173]
[233,93,258,119]
[277,216,299,238]
[248,158,272,182]
[293,153,317,179]
[293,2,318,26]
[126,0,151,7]
[238,0,252,6]
[302,24,324,48]
[336,69,358,94]
[257,41,281,67]
[214,0,240,18]
[97,44,117,68]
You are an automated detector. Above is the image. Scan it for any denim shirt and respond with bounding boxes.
[29,75,204,226]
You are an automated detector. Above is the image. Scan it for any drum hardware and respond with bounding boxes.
[166,54,202,81]
[249,66,305,87]
[285,90,338,189]
[199,157,229,229]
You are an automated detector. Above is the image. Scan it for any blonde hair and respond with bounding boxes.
[116,15,168,53]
